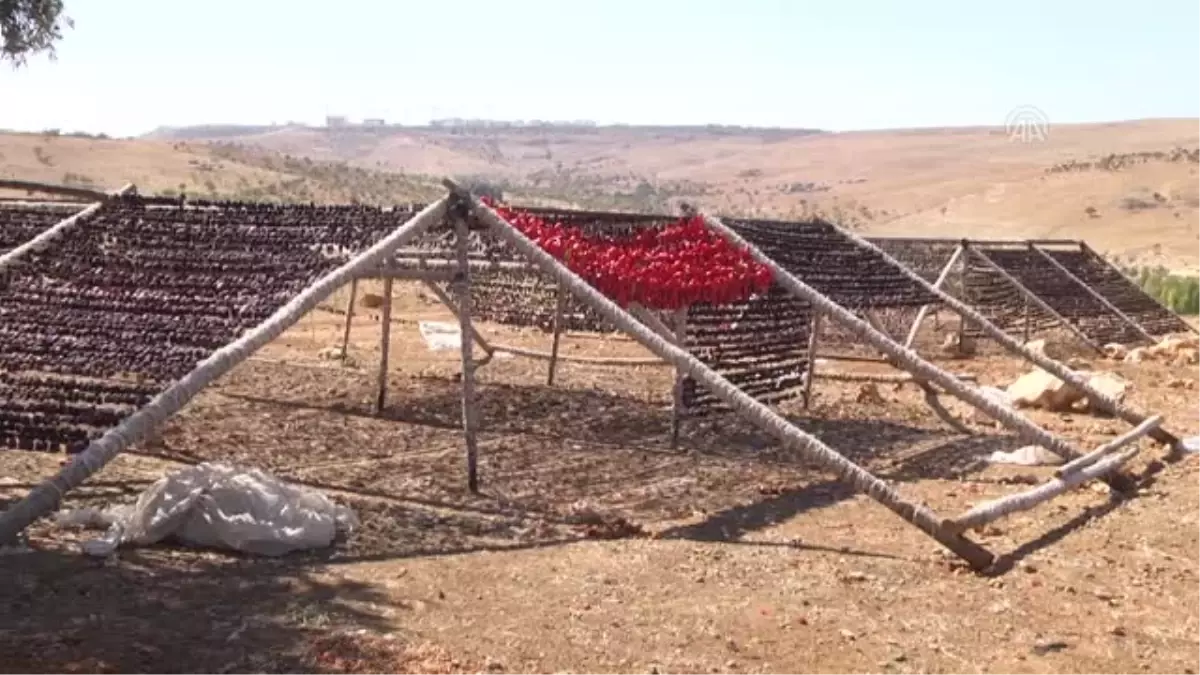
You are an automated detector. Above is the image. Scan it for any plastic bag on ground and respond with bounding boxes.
[58,462,358,557]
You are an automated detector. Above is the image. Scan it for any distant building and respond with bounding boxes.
[326,116,348,128]
[363,118,386,127]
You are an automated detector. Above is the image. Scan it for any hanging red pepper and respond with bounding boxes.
[483,200,773,310]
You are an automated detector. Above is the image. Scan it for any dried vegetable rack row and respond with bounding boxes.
[0,203,82,254]
[974,247,1145,345]
[0,196,415,453]
[723,218,939,310]
[1043,248,1192,337]
[681,287,813,416]
[961,251,1058,338]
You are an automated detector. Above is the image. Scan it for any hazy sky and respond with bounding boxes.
[1,0,1197,137]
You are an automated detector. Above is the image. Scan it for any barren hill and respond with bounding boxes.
[2,118,1196,270]
[146,117,1200,271]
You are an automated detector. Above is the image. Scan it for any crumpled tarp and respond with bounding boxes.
[57,462,358,557]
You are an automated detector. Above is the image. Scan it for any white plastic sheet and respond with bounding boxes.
[418,321,462,351]
[57,462,358,557]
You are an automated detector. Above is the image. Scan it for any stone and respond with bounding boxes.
[359,292,385,309]
[1007,368,1086,412]
[1083,371,1130,412]
[1102,342,1129,360]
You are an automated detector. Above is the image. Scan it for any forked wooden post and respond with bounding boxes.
[374,277,393,414]
[1080,241,1198,335]
[339,278,358,362]
[670,307,689,448]
[454,213,481,493]
[903,244,963,349]
[1029,242,1156,344]
[967,244,1103,353]
[547,285,567,386]
[802,312,823,409]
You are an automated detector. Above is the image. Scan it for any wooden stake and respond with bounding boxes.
[903,245,963,349]
[339,279,358,362]
[374,277,393,414]
[547,284,566,386]
[454,216,481,493]
[1029,243,1156,344]
[803,312,823,409]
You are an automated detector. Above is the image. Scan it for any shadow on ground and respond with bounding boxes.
[0,546,398,673]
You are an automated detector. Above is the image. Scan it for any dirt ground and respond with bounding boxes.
[1,283,1197,674]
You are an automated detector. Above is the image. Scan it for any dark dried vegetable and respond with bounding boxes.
[0,197,416,452]
[0,204,83,254]
[723,218,938,309]
[972,247,1145,345]
[1044,248,1190,336]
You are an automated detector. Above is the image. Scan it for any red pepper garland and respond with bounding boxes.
[483,198,774,310]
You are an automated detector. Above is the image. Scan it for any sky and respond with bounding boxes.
[0,0,1197,137]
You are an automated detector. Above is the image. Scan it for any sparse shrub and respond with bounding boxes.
[1121,264,1200,315]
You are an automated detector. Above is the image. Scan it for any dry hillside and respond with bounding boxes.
[3,118,1197,270]
[146,118,1200,270]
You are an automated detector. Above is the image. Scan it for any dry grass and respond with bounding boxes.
[1,285,1197,673]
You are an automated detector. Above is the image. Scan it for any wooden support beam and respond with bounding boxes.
[339,279,358,362]
[966,245,1104,354]
[904,245,963,349]
[1054,415,1162,478]
[491,343,667,366]
[454,215,481,493]
[374,277,393,414]
[1029,243,1156,344]
[947,445,1140,533]
[547,285,567,386]
[803,312,822,409]
[0,178,111,202]
[815,370,977,384]
[670,307,689,449]
[375,257,539,277]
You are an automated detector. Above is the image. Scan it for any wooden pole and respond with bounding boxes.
[374,277,393,414]
[956,246,969,355]
[903,245,963,348]
[1029,243,1156,344]
[454,215,481,493]
[967,244,1104,354]
[1080,242,1197,335]
[670,306,689,449]
[339,279,358,362]
[1021,294,1032,344]
[547,284,567,386]
[802,312,823,409]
